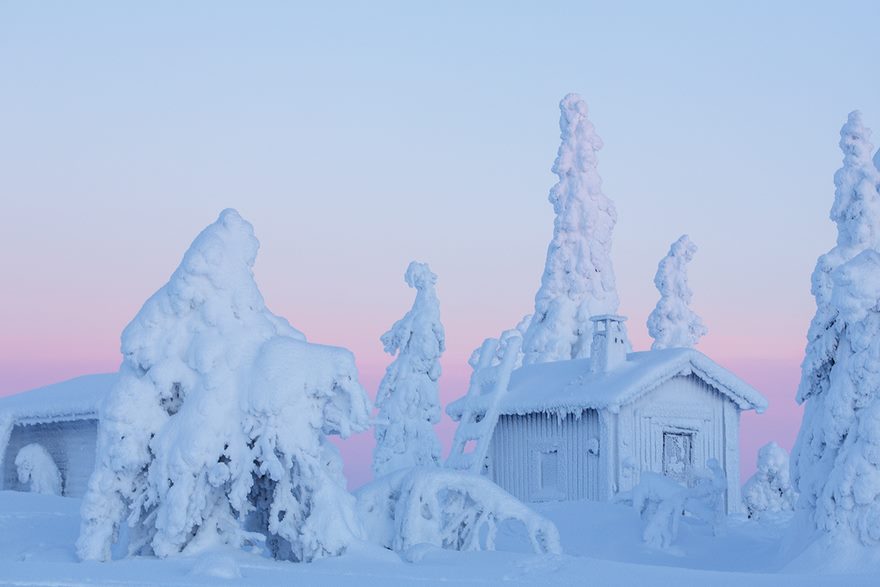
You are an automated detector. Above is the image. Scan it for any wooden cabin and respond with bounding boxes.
[447,315,767,513]
[0,374,115,497]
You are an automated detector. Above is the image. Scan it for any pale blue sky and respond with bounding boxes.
[0,0,880,484]
[2,0,877,368]
[0,2,878,483]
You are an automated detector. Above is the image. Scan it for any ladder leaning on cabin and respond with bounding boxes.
[446,335,521,475]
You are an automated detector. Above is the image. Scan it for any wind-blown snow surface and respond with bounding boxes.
[78,209,371,563]
[2,491,879,586]
[522,94,624,366]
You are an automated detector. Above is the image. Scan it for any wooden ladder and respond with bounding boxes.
[446,335,521,474]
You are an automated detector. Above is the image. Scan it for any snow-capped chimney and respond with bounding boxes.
[589,315,628,373]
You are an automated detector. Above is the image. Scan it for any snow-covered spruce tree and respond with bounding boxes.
[523,94,623,365]
[372,262,445,477]
[742,442,796,519]
[792,112,880,546]
[646,235,707,350]
[77,209,371,562]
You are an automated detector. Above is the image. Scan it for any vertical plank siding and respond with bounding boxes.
[490,374,742,512]
[490,410,600,502]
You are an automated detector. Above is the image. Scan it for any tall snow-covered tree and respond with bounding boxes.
[77,209,371,562]
[372,262,445,477]
[792,112,880,547]
[647,235,707,350]
[522,94,623,365]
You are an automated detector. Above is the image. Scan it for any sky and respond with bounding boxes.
[0,1,878,487]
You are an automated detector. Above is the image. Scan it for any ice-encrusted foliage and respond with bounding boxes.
[796,250,880,545]
[15,444,62,496]
[742,442,796,519]
[373,262,445,477]
[647,235,707,350]
[523,94,623,366]
[356,468,561,556]
[793,113,880,538]
[77,209,371,563]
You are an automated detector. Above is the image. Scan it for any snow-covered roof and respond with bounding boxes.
[0,374,116,425]
[447,348,767,420]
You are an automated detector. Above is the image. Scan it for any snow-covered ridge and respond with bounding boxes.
[448,348,767,420]
[0,374,116,424]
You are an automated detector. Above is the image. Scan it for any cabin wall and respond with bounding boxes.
[615,374,740,512]
[1,418,98,497]
[489,410,601,502]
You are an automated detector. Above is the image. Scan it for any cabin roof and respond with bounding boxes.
[0,373,116,425]
[447,347,767,420]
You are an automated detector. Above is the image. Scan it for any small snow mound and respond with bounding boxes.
[189,552,242,580]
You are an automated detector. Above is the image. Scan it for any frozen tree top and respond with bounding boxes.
[0,373,116,424]
[522,93,622,365]
[830,110,880,250]
[647,235,707,350]
[447,348,766,419]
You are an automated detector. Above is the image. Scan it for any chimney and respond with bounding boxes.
[590,315,628,373]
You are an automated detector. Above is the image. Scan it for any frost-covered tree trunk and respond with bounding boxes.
[647,235,707,350]
[522,94,623,365]
[792,112,880,547]
[77,209,371,563]
[373,262,445,477]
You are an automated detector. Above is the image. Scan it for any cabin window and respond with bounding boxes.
[662,431,693,484]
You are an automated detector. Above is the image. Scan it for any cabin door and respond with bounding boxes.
[662,431,693,483]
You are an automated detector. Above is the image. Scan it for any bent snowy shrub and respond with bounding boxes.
[356,468,562,556]
[15,443,62,496]
[742,442,796,519]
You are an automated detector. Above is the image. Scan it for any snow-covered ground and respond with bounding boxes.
[1,490,876,586]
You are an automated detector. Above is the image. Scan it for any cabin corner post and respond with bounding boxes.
[598,410,616,500]
[723,400,742,514]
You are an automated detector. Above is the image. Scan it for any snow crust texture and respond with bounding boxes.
[356,468,561,556]
[373,262,445,477]
[647,235,707,350]
[15,443,62,496]
[522,94,623,366]
[742,442,795,519]
[792,112,880,549]
[77,209,371,563]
